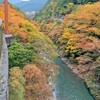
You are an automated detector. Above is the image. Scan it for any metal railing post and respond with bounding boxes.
[4,0,8,34]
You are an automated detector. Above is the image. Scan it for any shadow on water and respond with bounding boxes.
[53,57,95,100]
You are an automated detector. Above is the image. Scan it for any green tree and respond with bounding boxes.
[8,40,36,68]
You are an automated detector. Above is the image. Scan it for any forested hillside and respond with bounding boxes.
[35,0,99,22]
[0,4,58,100]
[38,2,100,100]
[0,0,100,100]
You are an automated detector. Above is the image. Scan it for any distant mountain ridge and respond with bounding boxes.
[0,0,48,12]
[9,0,48,12]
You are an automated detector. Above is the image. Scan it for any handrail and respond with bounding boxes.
[0,20,2,58]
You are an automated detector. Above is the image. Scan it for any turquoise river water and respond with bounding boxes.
[53,57,95,100]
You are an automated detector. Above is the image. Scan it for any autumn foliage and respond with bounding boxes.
[9,67,25,100]
[0,4,57,100]
[9,65,52,100]
[23,65,52,100]
[48,2,100,99]
[1,1,100,100]
[0,4,39,41]
[50,2,100,64]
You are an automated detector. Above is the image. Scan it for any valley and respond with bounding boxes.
[0,0,100,100]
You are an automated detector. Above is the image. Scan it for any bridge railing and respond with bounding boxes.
[0,20,2,58]
[0,19,9,100]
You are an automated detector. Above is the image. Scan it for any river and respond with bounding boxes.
[53,57,95,100]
